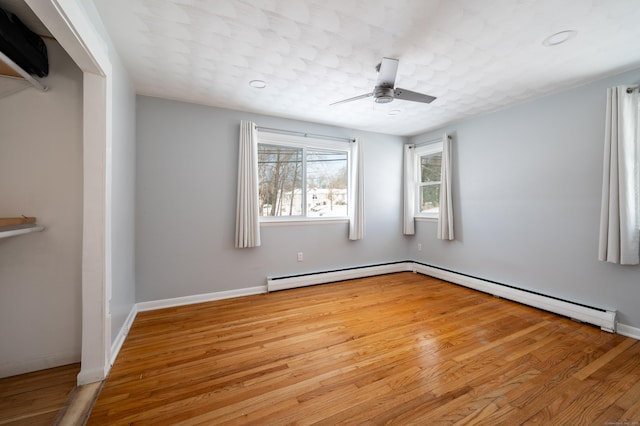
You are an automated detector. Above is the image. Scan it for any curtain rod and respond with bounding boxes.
[626,85,639,93]
[255,126,355,143]
[412,134,450,148]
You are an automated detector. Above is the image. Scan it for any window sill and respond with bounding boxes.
[415,216,438,223]
[260,218,349,227]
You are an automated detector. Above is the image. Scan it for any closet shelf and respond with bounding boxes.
[0,217,44,239]
[0,226,45,239]
[0,50,47,92]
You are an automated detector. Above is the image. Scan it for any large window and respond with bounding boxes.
[257,133,350,220]
[415,142,443,218]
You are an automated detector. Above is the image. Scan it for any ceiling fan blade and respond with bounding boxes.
[330,92,373,106]
[375,57,399,88]
[393,88,437,104]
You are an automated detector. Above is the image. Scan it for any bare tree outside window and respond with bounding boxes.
[258,144,349,218]
[258,145,302,216]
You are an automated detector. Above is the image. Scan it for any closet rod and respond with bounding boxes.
[0,50,47,92]
[255,126,355,143]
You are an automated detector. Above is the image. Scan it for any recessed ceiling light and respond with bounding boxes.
[542,30,577,46]
[249,80,267,89]
[388,109,402,116]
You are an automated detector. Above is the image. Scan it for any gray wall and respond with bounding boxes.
[0,41,83,376]
[109,57,137,342]
[136,69,640,330]
[136,96,408,302]
[410,67,640,329]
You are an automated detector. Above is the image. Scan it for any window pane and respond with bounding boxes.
[420,184,440,214]
[420,153,442,183]
[306,149,348,217]
[258,144,303,216]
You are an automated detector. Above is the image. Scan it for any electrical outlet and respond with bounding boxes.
[417,243,422,251]
[297,252,304,262]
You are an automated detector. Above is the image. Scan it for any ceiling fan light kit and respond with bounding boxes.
[332,57,437,106]
[373,86,394,103]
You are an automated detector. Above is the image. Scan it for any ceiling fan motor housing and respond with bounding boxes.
[330,57,436,106]
[374,86,394,103]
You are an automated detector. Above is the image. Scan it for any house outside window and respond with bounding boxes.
[257,133,350,221]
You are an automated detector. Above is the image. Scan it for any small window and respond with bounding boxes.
[415,143,443,218]
[257,133,350,221]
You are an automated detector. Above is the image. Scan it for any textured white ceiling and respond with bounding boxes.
[93,0,640,136]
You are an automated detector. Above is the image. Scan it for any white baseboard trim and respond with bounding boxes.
[136,285,267,312]
[616,323,640,340]
[110,305,138,367]
[267,262,412,292]
[412,263,617,333]
[0,353,81,379]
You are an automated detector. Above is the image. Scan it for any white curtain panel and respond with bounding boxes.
[348,138,364,240]
[598,86,639,265]
[235,120,261,248]
[403,144,416,235]
[438,134,455,240]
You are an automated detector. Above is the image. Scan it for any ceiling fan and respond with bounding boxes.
[331,57,437,106]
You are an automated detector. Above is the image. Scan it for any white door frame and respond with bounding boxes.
[25,0,113,385]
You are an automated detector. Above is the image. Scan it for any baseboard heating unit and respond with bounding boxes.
[267,262,411,293]
[266,261,617,333]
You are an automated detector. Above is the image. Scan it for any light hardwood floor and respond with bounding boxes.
[0,363,79,425]
[88,272,640,425]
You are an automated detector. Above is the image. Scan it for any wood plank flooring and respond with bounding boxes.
[0,363,79,425]
[87,272,640,425]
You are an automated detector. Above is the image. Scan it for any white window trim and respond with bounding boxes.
[257,132,352,224]
[414,141,443,220]
[261,218,349,227]
[416,216,438,223]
